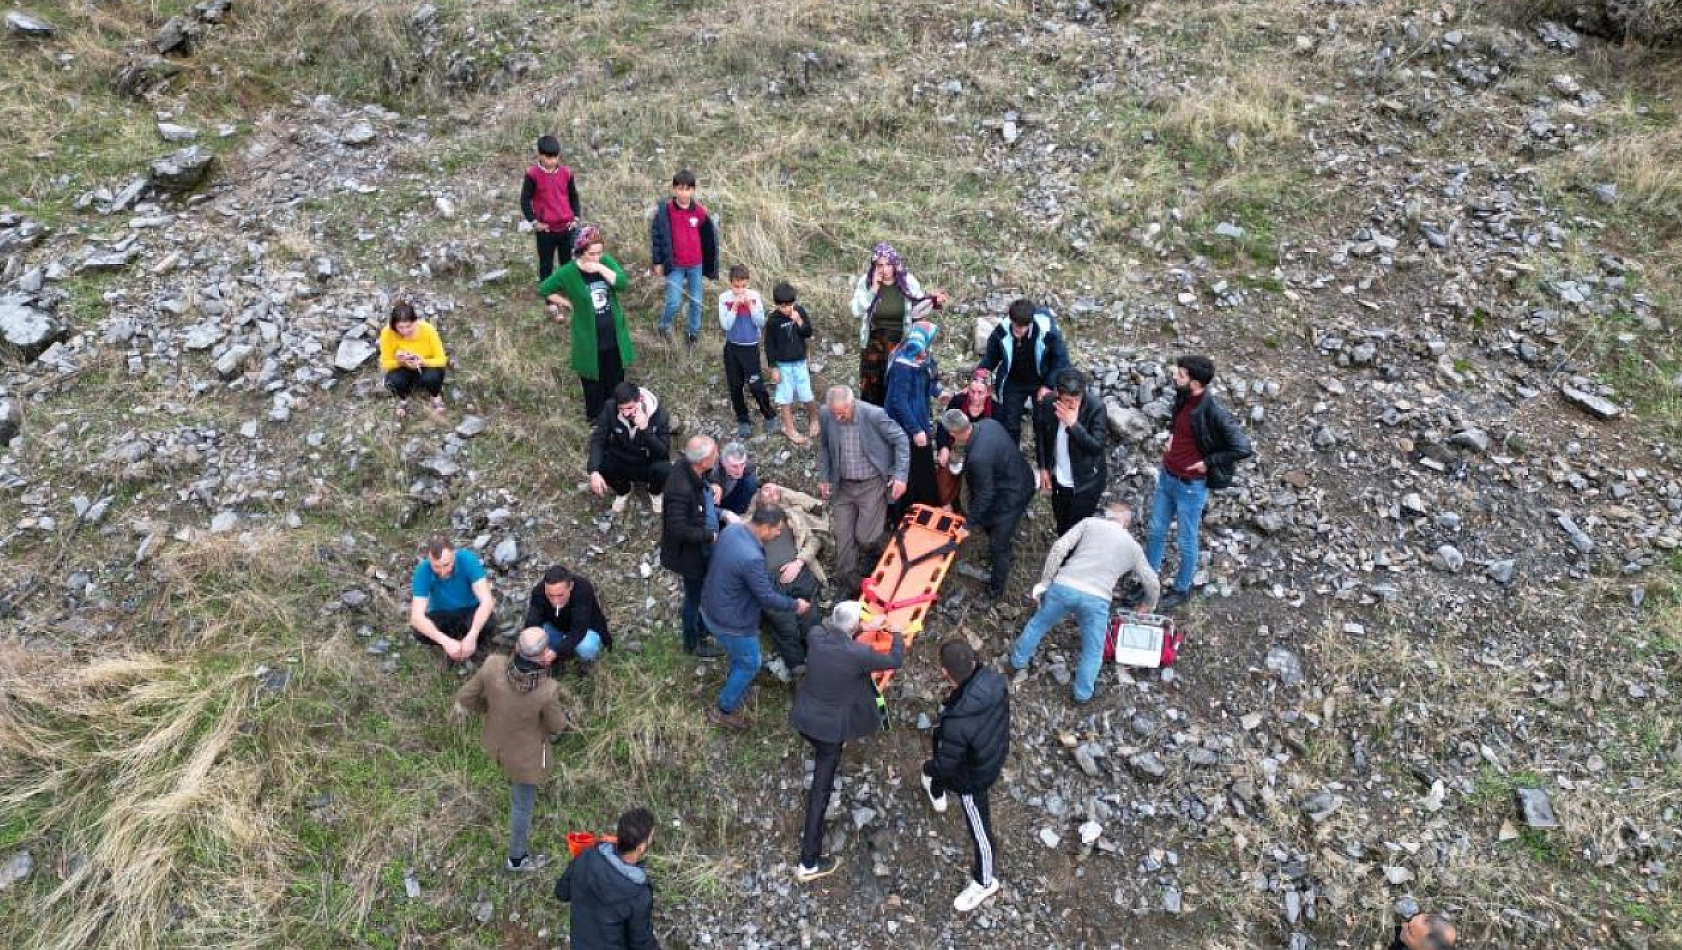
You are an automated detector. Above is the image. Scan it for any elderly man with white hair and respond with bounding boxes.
[787,602,904,883]
[746,481,828,679]
[661,434,724,657]
[816,384,909,596]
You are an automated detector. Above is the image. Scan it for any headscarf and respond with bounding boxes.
[572,224,604,256]
[862,242,916,299]
[891,320,938,366]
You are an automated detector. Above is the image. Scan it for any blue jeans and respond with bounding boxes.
[714,631,760,714]
[1010,584,1111,702]
[542,625,603,661]
[1145,467,1209,594]
[660,265,703,335]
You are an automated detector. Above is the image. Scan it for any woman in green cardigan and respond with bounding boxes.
[538,224,637,420]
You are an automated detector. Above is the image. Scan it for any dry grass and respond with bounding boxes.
[0,648,289,950]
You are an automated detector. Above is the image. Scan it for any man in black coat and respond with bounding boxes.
[660,435,723,657]
[922,639,1011,913]
[555,806,660,950]
[522,564,613,676]
[787,602,903,882]
[1032,369,1109,535]
[940,411,1036,599]
[1145,354,1254,611]
[588,382,672,516]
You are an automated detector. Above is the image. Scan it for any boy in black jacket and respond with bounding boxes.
[765,282,819,444]
[922,640,1011,913]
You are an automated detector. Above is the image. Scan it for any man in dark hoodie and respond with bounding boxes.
[588,382,672,517]
[921,639,1011,913]
[555,806,660,950]
[940,410,1037,599]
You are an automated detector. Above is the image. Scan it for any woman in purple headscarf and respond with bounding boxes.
[850,243,949,406]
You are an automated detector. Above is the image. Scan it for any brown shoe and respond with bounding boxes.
[705,705,748,730]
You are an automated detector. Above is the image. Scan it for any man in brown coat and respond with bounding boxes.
[452,626,569,871]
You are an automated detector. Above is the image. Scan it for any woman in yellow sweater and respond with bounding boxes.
[379,301,449,418]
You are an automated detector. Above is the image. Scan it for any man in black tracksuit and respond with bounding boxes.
[922,639,1011,913]
[555,806,660,950]
[1032,369,1109,535]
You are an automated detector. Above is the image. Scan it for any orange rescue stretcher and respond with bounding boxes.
[854,505,969,725]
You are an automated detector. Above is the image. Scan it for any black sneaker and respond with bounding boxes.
[794,855,839,883]
[684,332,699,349]
[1156,589,1189,612]
[688,642,725,659]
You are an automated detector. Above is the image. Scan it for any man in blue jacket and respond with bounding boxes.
[978,298,1071,444]
[700,506,811,729]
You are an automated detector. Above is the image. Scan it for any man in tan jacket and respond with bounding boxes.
[453,626,569,871]
[747,482,829,679]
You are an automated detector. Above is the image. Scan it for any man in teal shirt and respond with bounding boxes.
[409,536,499,663]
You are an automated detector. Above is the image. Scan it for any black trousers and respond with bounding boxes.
[800,734,845,867]
[724,343,773,423]
[579,346,625,422]
[386,367,446,399]
[892,442,941,523]
[599,456,671,496]
[983,504,1027,596]
[410,607,498,661]
[1051,483,1102,536]
[923,762,996,886]
[534,227,575,283]
[762,564,822,667]
[995,381,1039,444]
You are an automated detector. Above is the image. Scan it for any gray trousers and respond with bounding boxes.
[509,781,537,861]
[833,477,888,592]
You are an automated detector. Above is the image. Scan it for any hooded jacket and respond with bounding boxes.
[979,309,1070,395]
[929,665,1011,794]
[764,304,814,364]
[1032,386,1108,496]
[1174,388,1254,490]
[588,388,671,475]
[555,841,659,950]
[453,655,567,786]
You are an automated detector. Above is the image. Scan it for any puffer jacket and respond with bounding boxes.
[928,666,1010,794]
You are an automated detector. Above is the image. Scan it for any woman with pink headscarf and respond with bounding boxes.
[850,242,949,406]
[538,224,636,420]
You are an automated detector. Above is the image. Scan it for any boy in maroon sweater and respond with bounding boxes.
[520,136,582,282]
[650,169,720,348]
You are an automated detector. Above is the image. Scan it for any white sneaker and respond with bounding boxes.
[953,878,1000,912]
[921,772,948,814]
[611,494,629,514]
[649,493,663,515]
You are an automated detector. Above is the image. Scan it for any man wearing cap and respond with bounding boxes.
[978,298,1070,444]
[1032,369,1109,535]
[451,626,568,872]
[789,602,904,882]
[522,565,613,678]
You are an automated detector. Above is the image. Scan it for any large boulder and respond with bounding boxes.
[148,146,215,192]
[972,314,1000,357]
[0,398,19,447]
[0,296,66,361]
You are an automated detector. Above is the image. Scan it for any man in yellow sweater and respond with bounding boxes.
[378,300,449,418]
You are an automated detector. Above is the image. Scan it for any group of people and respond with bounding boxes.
[394,139,1298,944]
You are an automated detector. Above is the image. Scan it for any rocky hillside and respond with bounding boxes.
[1,1,1678,949]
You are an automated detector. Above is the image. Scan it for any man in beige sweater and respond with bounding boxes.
[1007,503,1159,704]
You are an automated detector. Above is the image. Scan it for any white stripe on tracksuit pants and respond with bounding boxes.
[959,790,995,886]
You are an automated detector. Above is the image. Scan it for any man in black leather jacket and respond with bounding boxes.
[1032,369,1108,535]
[921,640,1011,913]
[1145,355,1253,611]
